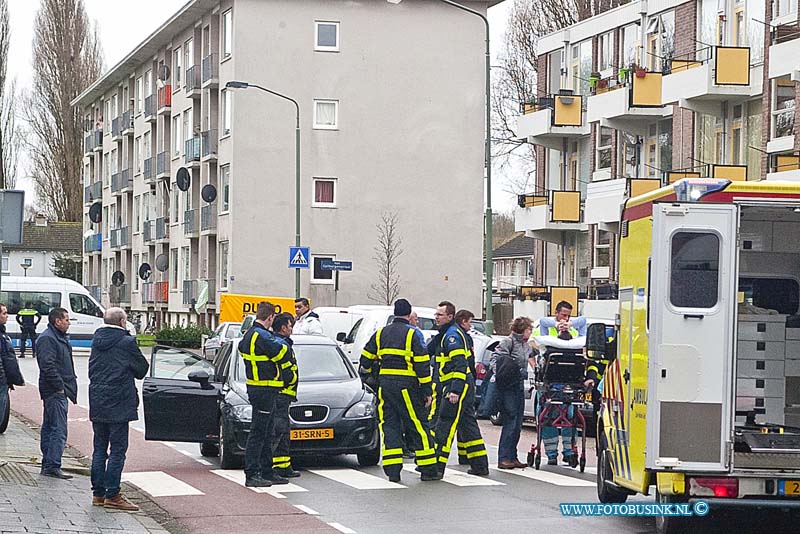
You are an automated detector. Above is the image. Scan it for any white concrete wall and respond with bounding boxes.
[1,250,60,278]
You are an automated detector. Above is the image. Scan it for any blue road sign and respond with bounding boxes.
[289,246,310,269]
[320,260,353,271]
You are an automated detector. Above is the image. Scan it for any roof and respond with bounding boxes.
[2,222,82,254]
[492,233,535,259]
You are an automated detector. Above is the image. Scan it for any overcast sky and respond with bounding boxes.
[7,0,516,211]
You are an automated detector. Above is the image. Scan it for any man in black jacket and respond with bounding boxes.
[0,304,25,428]
[36,308,77,479]
[89,307,149,511]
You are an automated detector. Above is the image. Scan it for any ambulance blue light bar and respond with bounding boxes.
[673,178,731,202]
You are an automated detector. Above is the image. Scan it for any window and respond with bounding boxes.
[570,40,592,95]
[596,127,613,170]
[774,0,798,20]
[135,136,142,174]
[598,32,614,73]
[0,255,8,275]
[183,110,192,143]
[70,293,102,318]
[104,100,111,131]
[172,115,181,157]
[646,11,675,72]
[171,181,179,222]
[144,70,152,97]
[219,241,229,289]
[111,93,118,119]
[313,178,336,207]
[313,100,338,129]
[103,206,109,237]
[134,195,141,232]
[110,148,118,174]
[185,38,194,71]
[170,248,179,289]
[773,75,796,139]
[103,155,110,186]
[0,291,60,315]
[739,277,800,315]
[670,232,719,308]
[135,77,143,113]
[220,164,230,211]
[731,104,743,165]
[620,24,638,68]
[222,9,233,59]
[315,21,339,51]
[133,254,140,291]
[311,254,336,284]
[173,47,182,87]
[181,246,190,283]
[143,131,151,158]
[547,50,562,94]
[221,89,232,135]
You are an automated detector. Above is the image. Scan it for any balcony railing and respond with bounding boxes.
[84,133,94,154]
[157,86,172,112]
[92,129,103,152]
[184,209,199,236]
[185,65,201,96]
[144,94,156,120]
[111,117,122,139]
[110,227,130,249]
[202,54,218,86]
[143,220,154,242]
[201,130,217,159]
[110,283,130,305]
[182,278,216,306]
[122,110,134,134]
[84,181,101,204]
[155,217,169,240]
[84,233,102,252]
[110,171,121,192]
[142,281,169,304]
[143,157,154,181]
[201,203,217,232]
[88,286,101,302]
[156,151,169,177]
[185,137,201,164]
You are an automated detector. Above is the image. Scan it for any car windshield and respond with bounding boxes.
[227,324,241,339]
[235,342,354,384]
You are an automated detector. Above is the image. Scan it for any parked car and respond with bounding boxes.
[201,322,241,360]
[141,335,380,469]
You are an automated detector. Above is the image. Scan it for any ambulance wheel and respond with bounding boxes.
[596,449,627,504]
[579,456,586,473]
[534,453,541,470]
[655,491,688,534]
[526,451,534,467]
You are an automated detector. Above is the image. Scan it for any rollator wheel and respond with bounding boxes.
[534,453,541,470]
[579,456,586,473]
[527,451,535,467]
[569,455,579,469]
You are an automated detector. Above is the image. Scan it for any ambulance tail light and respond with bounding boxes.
[475,362,487,380]
[690,477,738,498]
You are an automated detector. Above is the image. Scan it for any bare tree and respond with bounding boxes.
[0,0,18,189]
[25,0,102,221]
[369,211,403,305]
[492,212,518,249]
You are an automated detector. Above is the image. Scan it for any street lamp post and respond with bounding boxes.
[225,81,302,299]
[387,0,493,330]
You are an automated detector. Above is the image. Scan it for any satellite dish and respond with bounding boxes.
[201,184,217,203]
[138,263,152,281]
[158,64,171,81]
[155,253,169,272]
[89,202,102,223]
[111,271,125,287]
[176,167,190,191]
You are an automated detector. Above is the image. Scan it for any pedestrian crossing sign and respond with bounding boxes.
[289,246,310,269]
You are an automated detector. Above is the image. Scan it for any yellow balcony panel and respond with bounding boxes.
[517,194,548,208]
[552,191,581,222]
[712,164,747,182]
[514,201,587,245]
[666,171,702,184]
[776,155,800,172]
[515,106,590,151]
[629,178,662,198]
[631,72,663,107]
[549,286,579,316]
[714,47,751,85]
[766,153,800,181]
[553,95,583,126]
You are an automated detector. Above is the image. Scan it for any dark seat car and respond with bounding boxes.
[142,335,380,469]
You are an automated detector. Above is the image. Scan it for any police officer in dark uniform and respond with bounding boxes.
[238,302,294,488]
[431,301,489,477]
[359,299,439,483]
[271,312,300,478]
[16,305,41,358]
[0,303,25,423]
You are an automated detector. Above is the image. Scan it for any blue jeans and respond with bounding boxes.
[41,394,68,472]
[497,386,524,462]
[91,422,130,498]
[537,391,575,459]
[244,387,278,480]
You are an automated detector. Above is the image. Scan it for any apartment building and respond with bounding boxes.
[515,0,799,305]
[74,0,498,327]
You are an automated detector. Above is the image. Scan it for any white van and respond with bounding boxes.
[312,307,367,345]
[0,276,106,349]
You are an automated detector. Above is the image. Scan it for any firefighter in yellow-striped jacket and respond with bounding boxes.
[359,299,440,483]
[271,313,300,479]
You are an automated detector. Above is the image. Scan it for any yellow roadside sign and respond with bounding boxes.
[219,293,298,323]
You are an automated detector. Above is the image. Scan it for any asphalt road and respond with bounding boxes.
[12,354,800,534]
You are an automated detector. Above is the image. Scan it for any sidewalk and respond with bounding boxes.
[0,411,182,534]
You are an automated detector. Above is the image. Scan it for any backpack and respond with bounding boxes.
[494,338,520,390]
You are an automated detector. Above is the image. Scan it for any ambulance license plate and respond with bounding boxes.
[291,428,334,440]
[778,480,800,496]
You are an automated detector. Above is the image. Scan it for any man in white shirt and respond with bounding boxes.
[292,298,323,336]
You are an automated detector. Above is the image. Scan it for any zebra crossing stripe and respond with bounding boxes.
[122,471,204,497]
[210,469,307,498]
[492,466,595,487]
[307,468,404,490]
[402,465,505,487]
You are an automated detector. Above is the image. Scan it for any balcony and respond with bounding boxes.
[84,233,102,253]
[91,129,103,152]
[201,130,217,161]
[84,181,101,205]
[143,220,154,243]
[662,46,763,115]
[110,284,130,306]
[514,190,587,244]
[111,117,122,141]
[155,216,169,241]
[142,281,169,305]
[769,21,800,80]
[143,157,155,182]
[144,95,156,122]
[584,178,662,228]
[122,110,134,136]
[184,137,201,167]
[183,209,199,237]
[110,168,132,195]
[587,70,671,135]
[110,227,130,249]
[516,94,590,150]
[201,203,217,233]
[182,278,216,307]
[156,152,169,179]
[185,65,201,98]
[157,86,172,115]
[84,133,94,155]
[766,152,800,181]
[202,54,218,87]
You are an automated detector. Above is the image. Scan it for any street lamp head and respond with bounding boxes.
[225,81,250,89]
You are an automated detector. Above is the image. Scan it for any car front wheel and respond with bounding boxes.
[357,444,380,467]
[219,417,242,469]
[200,441,219,457]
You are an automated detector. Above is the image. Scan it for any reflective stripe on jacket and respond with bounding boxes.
[359,318,432,397]
[435,323,471,392]
[238,324,291,388]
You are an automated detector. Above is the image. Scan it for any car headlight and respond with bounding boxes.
[344,401,375,419]
[231,404,252,422]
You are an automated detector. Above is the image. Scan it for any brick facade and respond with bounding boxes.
[761,0,773,177]
[672,1,697,171]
